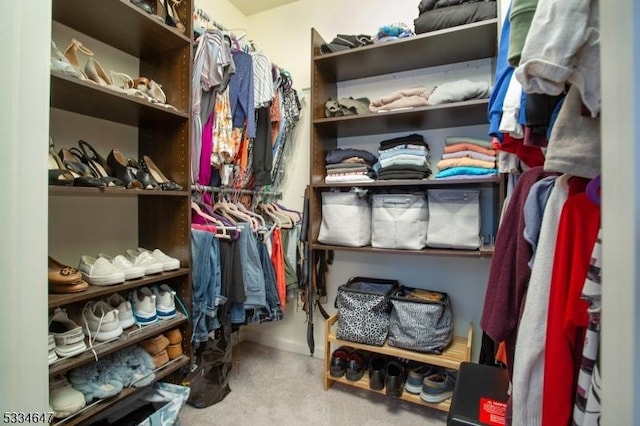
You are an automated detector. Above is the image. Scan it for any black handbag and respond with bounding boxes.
[387,286,454,354]
[335,276,399,346]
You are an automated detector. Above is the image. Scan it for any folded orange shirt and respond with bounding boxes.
[443,143,496,156]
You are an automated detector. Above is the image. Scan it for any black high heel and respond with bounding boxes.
[68,147,124,188]
[140,155,183,191]
[79,140,112,177]
[58,147,106,188]
[127,157,158,190]
[48,139,74,186]
[107,149,143,189]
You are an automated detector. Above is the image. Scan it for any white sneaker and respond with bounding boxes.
[152,284,177,320]
[50,376,86,419]
[131,287,158,325]
[106,293,135,329]
[48,334,59,365]
[81,300,123,342]
[137,247,180,271]
[78,255,126,286]
[49,308,87,357]
[98,253,145,280]
[125,249,163,275]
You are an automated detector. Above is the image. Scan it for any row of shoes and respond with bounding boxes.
[48,284,178,364]
[130,0,186,34]
[330,346,457,403]
[139,328,183,368]
[48,248,179,294]
[50,37,179,111]
[49,138,183,191]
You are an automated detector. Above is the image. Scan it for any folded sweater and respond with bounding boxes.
[444,143,496,156]
[437,157,496,171]
[370,87,433,112]
[442,150,496,162]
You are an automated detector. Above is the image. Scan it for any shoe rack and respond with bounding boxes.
[48,0,192,424]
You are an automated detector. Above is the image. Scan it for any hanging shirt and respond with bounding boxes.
[228,51,256,138]
[252,51,274,108]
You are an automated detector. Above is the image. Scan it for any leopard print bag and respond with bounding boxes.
[335,277,399,346]
[387,287,453,354]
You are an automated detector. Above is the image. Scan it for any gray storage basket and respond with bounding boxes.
[371,193,428,250]
[318,191,371,247]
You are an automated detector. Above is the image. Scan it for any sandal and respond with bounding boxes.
[107,149,144,189]
[50,41,86,81]
[110,72,155,102]
[48,139,74,186]
[67,147,124,188]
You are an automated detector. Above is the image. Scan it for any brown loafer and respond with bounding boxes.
[140,334,169,354]
[151,349,169,368]
[49,280,89,294]
[48,256,82,285]
[166,342,183,359]
[164,328,182,345]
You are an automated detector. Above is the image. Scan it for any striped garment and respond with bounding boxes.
[572,229,602,425]
[252,51,274,108]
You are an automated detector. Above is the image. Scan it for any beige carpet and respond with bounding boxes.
[179,342,448,426]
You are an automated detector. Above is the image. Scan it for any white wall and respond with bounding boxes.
[0,0,50,414]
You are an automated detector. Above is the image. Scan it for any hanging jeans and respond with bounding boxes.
[232,222,268,325]
[191,229,224,343]
[259,241,284,321]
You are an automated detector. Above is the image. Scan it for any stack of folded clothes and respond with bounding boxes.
[375,134,431,180]
[413,0,497,35]
[325,148,377,183]
[434,136,498,180]
[373,22,415,43]
[320,34,373,54]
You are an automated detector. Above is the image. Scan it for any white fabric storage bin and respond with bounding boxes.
[318,191,371,247]
[426,189,481,249]
[371,194,428,249]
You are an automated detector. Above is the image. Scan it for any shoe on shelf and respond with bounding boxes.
[368,355,387,391]
[405,363,441,395]
[97,252,145,280]
[126,157,158,190]
[48,334,59,365]
[49,308,87,358]
[49,280,89,294]
[140,334,170,355]
[48,141,74,186]
[67,361,124,403]
[85,57,127,94]
[164,327,182,345]
[49,376,86,419]
[419,369,457,404]
[80,301,124,343]
[152,284,177,320]
[137,247,180,271]
[346,349,369,382]
[329,346,351,378]
[131,287,158,325]
[78,255,126,286]
[106,293,136,329]
[125,249,164,275]
[78,139,112,177]
[48,256,82,285]
[107,148,144,190]
[385,360,407,398]
[50,40,87,81]
[57,147,107,188]
[63,38,94,74]
[140,155,183,191]
[130,0,153,14]
[67,147,124,187]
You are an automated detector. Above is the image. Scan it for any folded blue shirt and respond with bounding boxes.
[435,166,498,179]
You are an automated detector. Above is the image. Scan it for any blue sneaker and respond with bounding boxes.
[419,369,457,403]
[405,363,441,394]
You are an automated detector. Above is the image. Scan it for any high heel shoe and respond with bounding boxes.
[50,41,86,81]
[127,157,158,190]
[63,39,94,77]
[156,0,185,33]
[107,149,144,189]
[63,39,124,93]
[57,146,106,188]
[48,139,74,186]
[69,147,124,188]
[170,0,186,33]
[78,140,112,176]
[140,155,183,191]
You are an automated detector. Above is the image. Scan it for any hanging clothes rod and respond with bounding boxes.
[192,185,282,198]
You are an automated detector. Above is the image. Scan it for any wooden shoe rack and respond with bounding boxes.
[48,1,193,424]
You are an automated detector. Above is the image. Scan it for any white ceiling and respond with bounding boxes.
[228,0,299,16]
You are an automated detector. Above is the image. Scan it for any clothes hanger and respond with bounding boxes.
[191,201,232,239]
[586,174,601,206]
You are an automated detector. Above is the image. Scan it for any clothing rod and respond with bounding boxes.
[192,185,282,197]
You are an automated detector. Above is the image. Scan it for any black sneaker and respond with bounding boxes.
[385,360,406,398]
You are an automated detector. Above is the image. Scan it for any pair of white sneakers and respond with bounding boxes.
[130,284,177,325]
[78,248,180,286]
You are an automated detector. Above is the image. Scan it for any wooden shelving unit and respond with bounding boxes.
[48,0,193,423]
[323,314,472,412]
[310,19,500,412]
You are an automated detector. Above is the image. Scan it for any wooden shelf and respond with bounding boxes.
[310,176,500,188]
[313,99,489,137]
[312,244,494,258]
[49,269,189,308]
[52,355,189,426]
[313,20,497,82]
[327,374,451,412]
[323,314,471,412]
[49,313,188,377]
[52,0,191,58]
[50,74,189,126]
[49,185,190,198]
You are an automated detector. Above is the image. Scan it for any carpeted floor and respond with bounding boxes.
[179,342,448,426]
